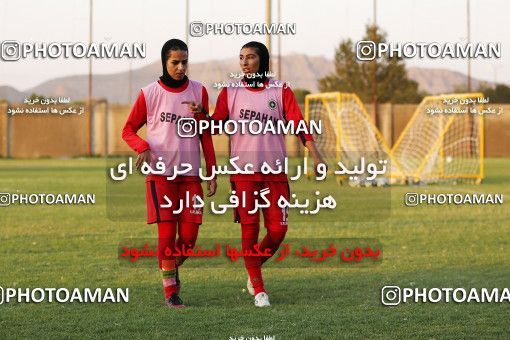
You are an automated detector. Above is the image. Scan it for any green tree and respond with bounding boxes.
[319,25,425,104]
[28,93,46,102]
[292,88,311,104]
[478,83,510,103]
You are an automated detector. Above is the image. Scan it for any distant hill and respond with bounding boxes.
[0,54,497,104]
[407,67,492,95]
[0,85,28,103]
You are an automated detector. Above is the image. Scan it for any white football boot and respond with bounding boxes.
[254,292,270,307]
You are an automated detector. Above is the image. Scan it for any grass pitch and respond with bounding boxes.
[0,158,508,339]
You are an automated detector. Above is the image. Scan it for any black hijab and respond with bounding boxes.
[241,41,270,88]
[159,39,188,88]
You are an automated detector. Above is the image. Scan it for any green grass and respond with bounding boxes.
[0,158,509,339]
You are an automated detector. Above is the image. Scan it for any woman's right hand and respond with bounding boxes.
[136,149,152,170]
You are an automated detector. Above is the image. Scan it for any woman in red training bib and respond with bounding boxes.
[122,39,217,309]
[201,41,325,307]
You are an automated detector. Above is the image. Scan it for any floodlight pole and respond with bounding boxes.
[186,0,190,76]
[277,0,281,79]
[371,0,378,126]
[467,0,471,92]
[266,0,272,71]
[88,0,93,157]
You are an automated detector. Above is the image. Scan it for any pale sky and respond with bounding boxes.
[0,0,507,90]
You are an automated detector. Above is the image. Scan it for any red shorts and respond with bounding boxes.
[145,178,203,224]
[230,181,290,230]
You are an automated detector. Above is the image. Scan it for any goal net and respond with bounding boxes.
[390,93,485,184]
[304,92,404,185]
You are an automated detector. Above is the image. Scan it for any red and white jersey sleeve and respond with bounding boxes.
[122,91,150,154]
[281,84,314,145]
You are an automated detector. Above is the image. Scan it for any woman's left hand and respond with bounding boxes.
[206,178,217,197]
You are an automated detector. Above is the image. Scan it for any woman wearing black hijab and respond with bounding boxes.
[122,39,217,309]
[203,41,325,307]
